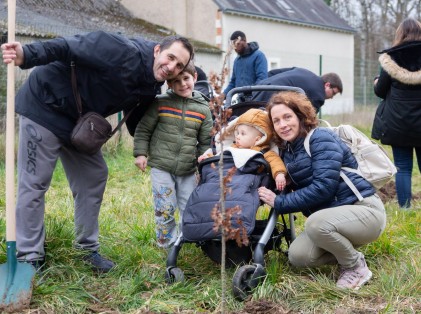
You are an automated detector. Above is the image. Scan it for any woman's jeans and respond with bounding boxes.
[288,194,386,269]
[392,146,421,208]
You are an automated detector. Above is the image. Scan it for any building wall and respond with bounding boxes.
[194,51,223,79]
[221,15,355,114]
[120,0,218,46]
[120,0,355,114]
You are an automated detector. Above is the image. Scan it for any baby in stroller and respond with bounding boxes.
[198,108,287,191]
[183,108,287,243]
[165,105,292,285]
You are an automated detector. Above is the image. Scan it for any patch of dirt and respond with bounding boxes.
[377,180,421,204]
[377,180,397,203]
[232,299,295,314]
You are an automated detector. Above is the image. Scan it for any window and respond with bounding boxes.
[268,57,281,71]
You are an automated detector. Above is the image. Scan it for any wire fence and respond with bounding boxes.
[0,17,383,130]
[0,54,382,131]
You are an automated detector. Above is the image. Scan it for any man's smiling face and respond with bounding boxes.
[152,41,191,82]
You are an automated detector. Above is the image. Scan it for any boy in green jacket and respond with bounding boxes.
[133,62,213,248]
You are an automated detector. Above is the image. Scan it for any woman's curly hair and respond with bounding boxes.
[266,91,318,147]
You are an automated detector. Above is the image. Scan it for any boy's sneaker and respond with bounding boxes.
[83,251,115,273]
[336,253,372,290]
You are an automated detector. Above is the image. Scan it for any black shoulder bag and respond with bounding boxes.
[70,62,135,155]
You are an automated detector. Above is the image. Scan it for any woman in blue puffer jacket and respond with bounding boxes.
[258,91,386,290]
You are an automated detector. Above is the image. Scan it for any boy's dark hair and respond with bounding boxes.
[159,35,195,62]
[167,61,196,83]
[230,31,246,41]
[321,72,343,94]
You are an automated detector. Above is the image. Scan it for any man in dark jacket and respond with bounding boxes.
[1,31,193,272]
[222,30,268,98]
[252,67,343,113]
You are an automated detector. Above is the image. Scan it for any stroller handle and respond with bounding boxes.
[225,85,305,109]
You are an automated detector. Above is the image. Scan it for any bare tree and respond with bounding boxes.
[329,0,421,104]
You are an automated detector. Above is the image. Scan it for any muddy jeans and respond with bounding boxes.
[288,194,386,269]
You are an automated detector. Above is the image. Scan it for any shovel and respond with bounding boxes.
[0,0,36,311]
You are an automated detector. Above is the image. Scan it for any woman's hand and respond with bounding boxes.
[258,186,276,208]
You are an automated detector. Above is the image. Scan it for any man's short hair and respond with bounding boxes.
[230,31,246,41]
[321,73,343,94]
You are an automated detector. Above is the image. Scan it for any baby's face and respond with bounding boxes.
[234,124,262,148]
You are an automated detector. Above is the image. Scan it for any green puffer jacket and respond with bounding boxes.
[133,90,213,176]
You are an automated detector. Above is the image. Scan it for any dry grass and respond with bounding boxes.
[0,107,420,313]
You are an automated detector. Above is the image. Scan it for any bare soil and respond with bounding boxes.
[377,180,421,204]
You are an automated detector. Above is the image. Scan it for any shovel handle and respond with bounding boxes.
[5,0,16,241]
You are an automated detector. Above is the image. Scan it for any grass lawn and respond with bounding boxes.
[0,108,420,313]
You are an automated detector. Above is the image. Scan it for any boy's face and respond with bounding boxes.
[168,71,197,98]
[234,124,262,148]
[153,41,191,82]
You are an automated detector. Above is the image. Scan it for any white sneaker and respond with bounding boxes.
[337,253,372,290]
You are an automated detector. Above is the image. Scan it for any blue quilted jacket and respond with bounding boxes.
[275,128,375,216]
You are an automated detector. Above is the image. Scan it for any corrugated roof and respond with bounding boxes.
[213,0,355,33]
[0,0,221,53]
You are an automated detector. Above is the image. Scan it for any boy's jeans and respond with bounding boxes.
[150,168,196,248]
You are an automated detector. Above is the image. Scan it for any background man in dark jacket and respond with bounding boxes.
[222,30,268,98]
[252,67,343,113]
[1,31,193,272]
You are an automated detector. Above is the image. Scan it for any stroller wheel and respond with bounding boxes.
[165,267,185,284]
[232,264,266,301]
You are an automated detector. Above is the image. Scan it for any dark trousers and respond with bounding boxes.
[391,146,421,208]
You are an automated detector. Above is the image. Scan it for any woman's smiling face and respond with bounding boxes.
[270,104,300,142]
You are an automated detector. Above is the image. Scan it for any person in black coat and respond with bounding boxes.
[194,66,213,100]
[372,17,421,209]
[258,91,386,290]
[252,67,343,113]
[1,31,194,272]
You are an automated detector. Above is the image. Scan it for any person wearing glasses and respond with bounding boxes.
[252,67,343,113]
[221,30,268,99]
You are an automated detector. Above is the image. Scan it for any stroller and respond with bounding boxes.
[165,86,304,300]
[194,79,214,101]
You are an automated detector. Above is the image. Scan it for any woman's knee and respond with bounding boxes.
[288,243,311,268]
[305,215,333,240]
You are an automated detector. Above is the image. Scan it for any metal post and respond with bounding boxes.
[319,54,323,119]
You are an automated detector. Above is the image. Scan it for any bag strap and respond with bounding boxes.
[70,61,136,135]
[304,128,364,201]
[71,61,83,118]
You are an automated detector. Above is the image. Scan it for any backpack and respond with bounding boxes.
[304,124,397,201]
